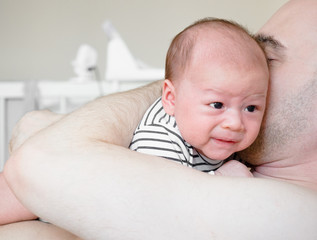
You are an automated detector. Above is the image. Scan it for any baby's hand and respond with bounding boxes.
[214,160,253,177]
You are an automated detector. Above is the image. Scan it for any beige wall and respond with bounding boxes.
[0,0,288,81]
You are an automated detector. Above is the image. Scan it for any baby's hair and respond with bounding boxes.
[165,17,260,80]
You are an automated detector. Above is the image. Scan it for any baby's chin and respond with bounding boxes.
[198,149,234,161]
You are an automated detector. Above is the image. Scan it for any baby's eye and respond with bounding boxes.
[210,102,223,109]
[245,105,256,112]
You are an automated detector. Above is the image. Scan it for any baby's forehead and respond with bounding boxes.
[192,32,252,57]
[192,25,253,48]
[189,26,265,63]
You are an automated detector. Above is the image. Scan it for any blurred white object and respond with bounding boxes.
[102,21,164,90]
[71,44,98,82]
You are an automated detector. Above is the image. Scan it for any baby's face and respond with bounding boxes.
[172,43,269,160]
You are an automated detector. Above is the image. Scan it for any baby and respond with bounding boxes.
[130,17,269,176]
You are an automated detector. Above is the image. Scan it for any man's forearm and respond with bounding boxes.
[5,144,317,240]
[4,80,317,240]
[56,80,163,147]
[0,110,64,226]
[0,220,81,239]
[4,81,162,220]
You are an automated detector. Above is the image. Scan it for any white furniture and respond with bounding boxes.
[0,79,153,170]
[0,81,24,171]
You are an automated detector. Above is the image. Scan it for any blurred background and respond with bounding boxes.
[0,0,288,169]
[0,0,288,81]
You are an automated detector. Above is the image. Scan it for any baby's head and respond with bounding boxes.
[162,18,269,160]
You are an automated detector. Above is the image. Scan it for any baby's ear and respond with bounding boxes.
[162,79,176,116]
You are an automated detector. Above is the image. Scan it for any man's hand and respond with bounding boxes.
[9,110,64,155]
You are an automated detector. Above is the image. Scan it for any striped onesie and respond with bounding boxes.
[129,97,234,173]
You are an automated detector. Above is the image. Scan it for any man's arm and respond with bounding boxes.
[0,173,37,225]
[0,220,81,240]
[3,80,162,223]
[4,81,317,240]
[0,110,64,225]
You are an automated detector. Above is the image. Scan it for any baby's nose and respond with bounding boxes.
[221,110,244,131]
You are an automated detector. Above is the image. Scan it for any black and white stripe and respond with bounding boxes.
[129,98,226,173]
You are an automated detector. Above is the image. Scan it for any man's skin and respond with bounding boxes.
[0,221,80,240]
[2,0,317,239]
[240,0,317,191]
[0,111,63,225]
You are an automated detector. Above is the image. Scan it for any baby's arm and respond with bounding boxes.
[214,160,253,177]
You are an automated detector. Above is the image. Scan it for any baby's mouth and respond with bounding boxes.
[212,137,238,145]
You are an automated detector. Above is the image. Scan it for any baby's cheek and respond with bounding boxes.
[242,131,258,150]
